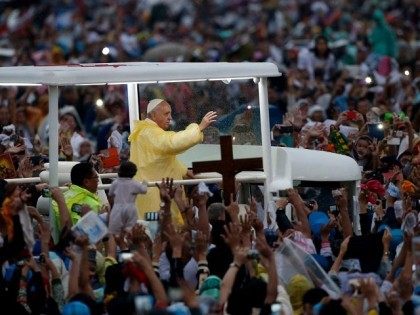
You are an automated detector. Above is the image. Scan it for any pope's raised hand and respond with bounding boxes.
[199,111,218,131]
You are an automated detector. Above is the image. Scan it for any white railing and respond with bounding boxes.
[98,177,225,190]
[5,172,266,190]
[4,177,42,184]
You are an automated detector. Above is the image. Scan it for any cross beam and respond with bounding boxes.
[192,135,263,206]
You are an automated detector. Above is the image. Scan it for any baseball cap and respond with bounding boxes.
[199,275,222,301]
[62,301,91,315]
[308,211,329,237]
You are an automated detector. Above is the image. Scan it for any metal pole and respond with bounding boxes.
[4,177,41,184]
[48,86,59,187]
[257,77,273,207]
[127,83,140,132]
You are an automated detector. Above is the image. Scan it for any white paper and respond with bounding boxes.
[72,211,109,244]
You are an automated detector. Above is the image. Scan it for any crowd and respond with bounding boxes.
[0,0,420,314]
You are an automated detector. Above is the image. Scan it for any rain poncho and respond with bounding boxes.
[275,238,341,299]
[369,9,398,58]
[129,118,203,224]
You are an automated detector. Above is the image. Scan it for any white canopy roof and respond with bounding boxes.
[0,62,280,86]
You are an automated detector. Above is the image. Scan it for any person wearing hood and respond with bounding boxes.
[128,99,217,225]
[307,105,326,123]
[59,105,87,160]
[369,9,398,59]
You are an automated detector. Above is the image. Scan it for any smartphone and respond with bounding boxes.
[274,124,293,134]
[9,134,19,145]
[278,190,289,198]
[41,188,51,198]
[304,200,316,210]
[71,203,83,215]
[264,229,278,248]
[331,189,342,198]
[119,252,134,262]
[39,253,46,264]
[88,249,97,265]
[35,254,45,264]
[279,125,293,133]
[134,295,153,313]
[191,230,197,243]
[168,287,183,302]
[367,123,384,140]
[329,205,339,217]
[413,236,420,286]
[387,137,401,146]
[346,110,358,121]
[271,302,283,315]
[30,155,45,166]
[278,134,294,147]
[381,199,387,209]
[348,278,361,296]
[246,249,260,260]
[412,199,419,211]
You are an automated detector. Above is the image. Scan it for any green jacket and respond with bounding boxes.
[51,184,101,243]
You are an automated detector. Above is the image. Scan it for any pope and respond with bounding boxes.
[129,99,217,224]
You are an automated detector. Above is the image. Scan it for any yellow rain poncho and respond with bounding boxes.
[129,118,203,225]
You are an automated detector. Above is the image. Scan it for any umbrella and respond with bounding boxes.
[142,42,190,62]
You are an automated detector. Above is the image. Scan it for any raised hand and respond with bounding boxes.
[335,187,348,210]
[239,214,253,247]
[226,194,240,223]
[173,185,184,204]
[132,251,153,272]
[80,204,92,216]
[129,224,150,247]
[221,222,241,250]
[360,278,380,307]
[152,234,167,262]
[155,177,175,203]
[17,156,33,178]
[59,135,73,158]
[286,188,303,205]
[255,236,274,268]
[199,111,218,131]
[50,187,64,203]
[163,224,187,258]
[194,230,208,258]
[5,143,25,155]
[340,236,351,254]
[247,198,263,235]
[232,246,248,267]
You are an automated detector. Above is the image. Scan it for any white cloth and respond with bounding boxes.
[159,253,198,289]
[108,130,123,153]
[397,135,409,159]
[49,251,70,299]
[297,48,336,81]
[108,178,147,234]
[70,132,85,159]
[18,206,35,251]
[109,204,139,235]
[276,284,293,315]
[108,178,147,204]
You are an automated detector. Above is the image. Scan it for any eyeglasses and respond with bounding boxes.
[87,175,99,181]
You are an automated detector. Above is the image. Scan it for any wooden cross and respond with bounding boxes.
[192,135,263,206]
